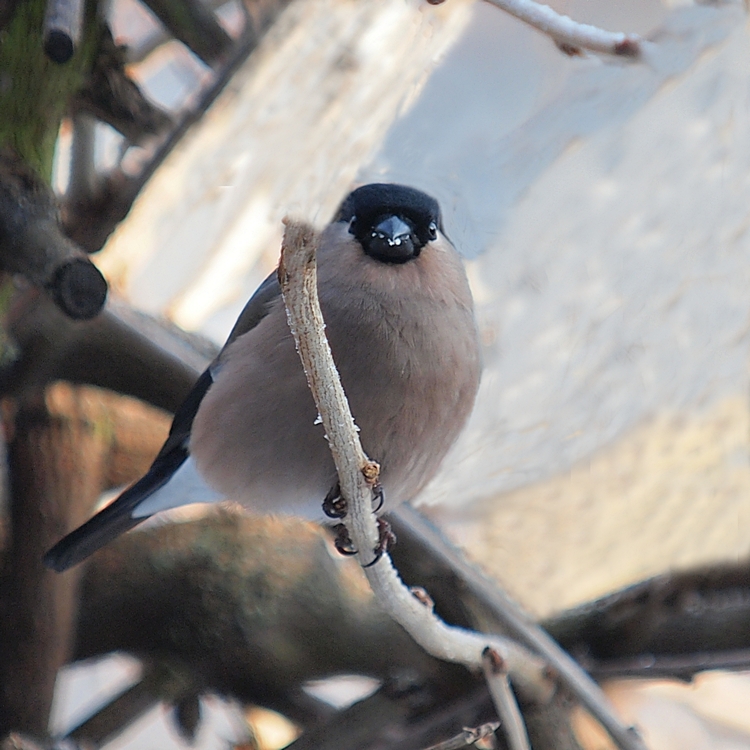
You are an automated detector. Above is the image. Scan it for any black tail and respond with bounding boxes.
[43,502,146,572]
[44,429,192,571]
[43,469,166,571]
[45,369,209,572]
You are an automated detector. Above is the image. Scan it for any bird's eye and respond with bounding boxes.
[428,221,438,240]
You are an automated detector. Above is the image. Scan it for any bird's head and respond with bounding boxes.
[335,183,443,264]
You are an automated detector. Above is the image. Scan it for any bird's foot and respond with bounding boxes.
[324,480,383,517]
[323,483,348,519]
[371,481,384,513]
[363,519,396,568]
[332,518,395,564]
[332,524,357,556]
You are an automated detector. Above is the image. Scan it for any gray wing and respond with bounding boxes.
[44,271,282,572]
[223,271,282,350]
[160,270,281,457]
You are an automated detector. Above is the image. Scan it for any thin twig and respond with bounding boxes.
[277,219,553,706]
[68,113,98,206]
[394,504,648,750]
[424,722,500,750]
[66,28,259,252]
[65,676,157,747]
[481,0,642,57]
[482,649,530,750]
[587,648,750,682]
[138,0,232,65]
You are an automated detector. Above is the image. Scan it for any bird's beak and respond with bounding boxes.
[374,215,412,243]
[367,215,417,262]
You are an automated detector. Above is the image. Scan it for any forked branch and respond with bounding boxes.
[277,218,649,750]
[278,219,553,735]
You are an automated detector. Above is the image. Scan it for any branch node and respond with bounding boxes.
[362,460,380,485]
[483,646,507,675]
[410,586,435,610]
[614,37,641,57]
[542,664,559,683]
[482,649,531,750]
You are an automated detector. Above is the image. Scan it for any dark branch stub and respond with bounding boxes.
[0,149,108,319]
[46,258,108,320]
[43,0,85,64]
[71,28,173,143]
[44,30,75,65]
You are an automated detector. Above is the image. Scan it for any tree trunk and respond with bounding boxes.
[0,384,169,736]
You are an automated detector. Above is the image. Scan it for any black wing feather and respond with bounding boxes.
[44,272,282,572]
[223,271,281,350]
[43,371,212,572]
[44,449,187,572]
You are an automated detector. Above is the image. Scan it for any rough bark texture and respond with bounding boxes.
[546,560,750,672]
[0,151,107,320]
[0,0,99,177]
[0,290,212,412]
[0,389,103,734]
[0,384,169,736]
[74,511,564,749]
[74,511,455,714]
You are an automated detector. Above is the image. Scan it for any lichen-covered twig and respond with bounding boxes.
[277,219,553,710]
[279,218,651,750]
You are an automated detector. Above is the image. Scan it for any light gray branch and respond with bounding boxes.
[393,504,649,750]
[482,649,531,750]
[277,219,553,707]
[481,0,642,57]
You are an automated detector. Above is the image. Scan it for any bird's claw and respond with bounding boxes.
[363,519,396,567]
[332,524,357,556]
[323,483,348,518]
[371,482,385,513]
[332,518,396,564]
[324,480,383,517]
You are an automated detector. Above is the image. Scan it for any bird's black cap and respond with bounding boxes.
[336,183,442,230]
[337,183,443,263]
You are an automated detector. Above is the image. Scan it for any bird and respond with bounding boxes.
[44,183,482,572]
